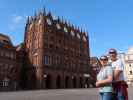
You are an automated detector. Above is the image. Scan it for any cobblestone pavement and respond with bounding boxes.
[0,87,132,100]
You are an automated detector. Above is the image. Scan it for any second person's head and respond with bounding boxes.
[100,55,108,67]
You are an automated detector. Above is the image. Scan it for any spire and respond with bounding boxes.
[38,8,44,17]
[34,10,37,17]
[26,16,30,25]
[34,10,38,21]
[29,16,33,24]
[72,24,74,29]
[81,28,83,33]
[43,6,46,16]
[77,26,80,31]
[75,25,78,30]
[47,11,51,17]
[68,21,71,27]
[61,16,64,23]
[25,18,28,31]
[57,16,60,22]
[64,20,67,25]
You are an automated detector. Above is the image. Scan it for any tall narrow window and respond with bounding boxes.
[44,55,51,65]
[130,71,132,75]
[44,55,49,65]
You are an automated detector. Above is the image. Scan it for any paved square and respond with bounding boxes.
[0,87,132,100]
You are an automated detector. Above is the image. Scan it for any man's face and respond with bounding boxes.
[109,53,117,61]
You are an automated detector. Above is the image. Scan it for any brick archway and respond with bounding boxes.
[46,74,52,89]
[56,75,61,89]
[79,77,83,88]
[72,76,77,88]
[65,76,70,88]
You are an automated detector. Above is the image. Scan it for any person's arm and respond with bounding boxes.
[96,75,112,87]
[113,60,124,81]
[113,70,122,81]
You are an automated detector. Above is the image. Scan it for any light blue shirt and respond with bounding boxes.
[97,66,113,93]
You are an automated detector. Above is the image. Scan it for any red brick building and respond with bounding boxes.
[0,33,19,91]
[24,9,91,89]
[16,43,27,90]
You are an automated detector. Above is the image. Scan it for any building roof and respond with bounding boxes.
[0,33,13,48]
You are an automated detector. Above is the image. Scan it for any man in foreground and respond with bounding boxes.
[108,49,128,100]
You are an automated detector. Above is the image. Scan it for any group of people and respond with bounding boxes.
[96,49,128,100]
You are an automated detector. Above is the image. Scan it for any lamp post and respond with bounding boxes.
[43,74,47,89]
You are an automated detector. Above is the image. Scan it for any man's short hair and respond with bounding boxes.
[108,48,117,54]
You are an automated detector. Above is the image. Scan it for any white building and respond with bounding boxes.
[124,47,133,85]
[118,47,133,85]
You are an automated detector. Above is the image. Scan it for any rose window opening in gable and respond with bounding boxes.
[71,30,75,37]
[77,33,81,39]
[83,36,87,42]
[64,27,68,33]
[56,23,61,29]
[46,18,52,25]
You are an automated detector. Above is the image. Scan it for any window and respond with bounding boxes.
[29,23,33,30]
[56,56,60,65]
[44,55,48,65]
[4,81,8,87]
[44,43,49,48]
[3,40,9,44]
[0,62,2,65]
[64,27,68,33]
[34,40,38,49]
[56,23,61,29]
[38,19,42,25]
[71,30,75,36]
[49,44,53,49]
[0,51,4,56]
[2,81,9,87]
[5,64,8,70]
[130,71,132,75]
[77,33,81,39]
[44,36,48,42]
[5,52,9,57]
[46,18,52,25]
[33,55,38,67]
[44,55,51,65]
[9,64,13,68]
[0,81,2,87]
[10,53,14,59]
[83,36,87,42]
[50,36,54,43]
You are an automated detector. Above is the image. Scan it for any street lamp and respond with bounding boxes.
[43,74,47,78]
[72,76,74,79]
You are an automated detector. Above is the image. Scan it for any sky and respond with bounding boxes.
[0,0,133,57]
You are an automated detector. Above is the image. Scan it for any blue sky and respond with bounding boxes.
[0,0,133,57]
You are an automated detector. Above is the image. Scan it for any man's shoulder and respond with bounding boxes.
[117,59,123,63]
[112,59,122,64]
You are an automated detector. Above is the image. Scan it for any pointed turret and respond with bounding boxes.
[43,7,46,16]
[57,16,60,22]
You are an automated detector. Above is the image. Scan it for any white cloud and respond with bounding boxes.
[13,16,23,24]
[9,15,26,31]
